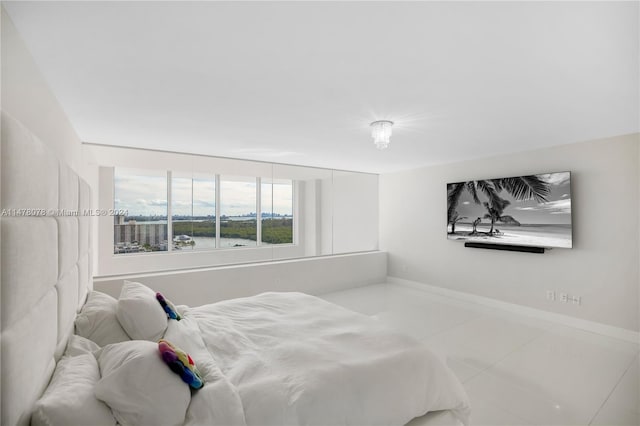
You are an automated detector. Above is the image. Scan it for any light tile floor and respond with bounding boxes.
[320,283,639,426]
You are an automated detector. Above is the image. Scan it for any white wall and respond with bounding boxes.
[1,9,87,181]
[333,171,379,254]
[380,134,639,332]
[94,251,387,306]
[1,8,99,272]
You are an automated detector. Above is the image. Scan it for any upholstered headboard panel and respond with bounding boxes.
[1,112,93,426]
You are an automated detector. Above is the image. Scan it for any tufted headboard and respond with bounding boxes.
[1,112,93,426]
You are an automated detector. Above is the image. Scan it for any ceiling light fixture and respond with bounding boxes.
[370,120,394,150]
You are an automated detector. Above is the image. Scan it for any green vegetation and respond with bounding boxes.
[220,220,257,241]
[172,219,293,244]
[261,218,293,244]
[173,221,215,237]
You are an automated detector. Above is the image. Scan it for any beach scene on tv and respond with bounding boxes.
[447,172,572,248]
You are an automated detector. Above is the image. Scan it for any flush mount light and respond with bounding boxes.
[370,120,394,150]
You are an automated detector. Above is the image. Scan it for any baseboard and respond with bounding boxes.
[387,276,640,344]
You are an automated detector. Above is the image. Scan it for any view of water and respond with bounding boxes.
[118,218,281,251]
[177,236,273,250]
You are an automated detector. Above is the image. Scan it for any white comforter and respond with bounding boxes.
[165,292,470,426]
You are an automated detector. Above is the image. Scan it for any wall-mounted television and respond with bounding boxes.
[447,172,572,249]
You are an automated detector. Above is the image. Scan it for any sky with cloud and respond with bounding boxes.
[115,171,292,217]
[451,172,572,225]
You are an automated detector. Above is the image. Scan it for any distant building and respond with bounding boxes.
[114,222,167,248]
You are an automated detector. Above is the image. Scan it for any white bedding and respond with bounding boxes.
[171,292,470,426]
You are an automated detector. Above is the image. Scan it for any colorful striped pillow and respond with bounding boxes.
[158,339,204,389]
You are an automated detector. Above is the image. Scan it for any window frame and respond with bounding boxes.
[112,168,296,256]
[260,177,295,246]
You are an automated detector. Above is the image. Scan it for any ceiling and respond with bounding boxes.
[4,1,638,174]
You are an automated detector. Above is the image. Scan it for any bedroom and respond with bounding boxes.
[1,1,638,426]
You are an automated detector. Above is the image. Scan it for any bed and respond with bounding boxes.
[175,290,470,425]
[28,281,470,426]
[0,110,469,425]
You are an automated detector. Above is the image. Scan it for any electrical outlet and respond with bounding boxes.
[546,290,556,301]
[560,293,568,303]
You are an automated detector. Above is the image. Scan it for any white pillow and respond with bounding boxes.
[75,291,131,346]
[94,340,191,426]
[32,353,116,426]
[65,334,101,357]
[164,316,220,381]
[116,280,168,341]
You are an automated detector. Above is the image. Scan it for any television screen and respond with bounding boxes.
[447,172,572,248]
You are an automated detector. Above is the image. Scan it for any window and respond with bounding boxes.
[114,168,168,254]
[172,173,216,251]
[219,176,257,248]
[261,179,293,245]
[113,170,294,254]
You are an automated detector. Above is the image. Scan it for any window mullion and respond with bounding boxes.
[167,170,173,252]
[293,180,298,245]
[190,174,194,249]
[215,174,220,248]
[256,177,262,246]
